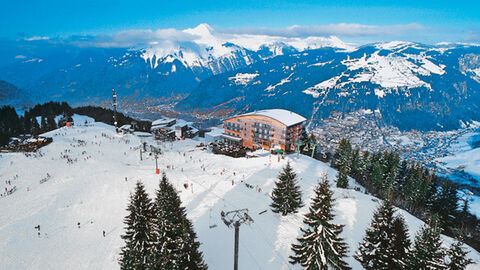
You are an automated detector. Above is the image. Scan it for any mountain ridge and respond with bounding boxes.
[1,29,480,131]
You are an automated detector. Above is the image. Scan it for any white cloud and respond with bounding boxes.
[218,23,427,38]
[59,23,476,48]
[24,36,50,41]
[14,55,27,59]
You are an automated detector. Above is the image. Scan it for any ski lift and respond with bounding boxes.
[209,209,218,229]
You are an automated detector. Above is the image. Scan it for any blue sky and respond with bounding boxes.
[2,0,479,44]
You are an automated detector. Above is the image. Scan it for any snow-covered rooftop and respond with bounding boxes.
[152,118,175,126]
[205,127,224,137]
[234,109,307,127]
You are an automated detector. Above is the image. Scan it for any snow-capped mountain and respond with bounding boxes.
[0,24,353,105]
[1,27,480,131]
[139,23,353,74]
[177,41,480,131]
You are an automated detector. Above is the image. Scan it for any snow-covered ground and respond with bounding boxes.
[229,73,259,86]
[436,128,480,218]
[437,130,480,182]
[0,119,479,269]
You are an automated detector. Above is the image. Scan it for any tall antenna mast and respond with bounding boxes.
[221,209,254,270]
[112,88,118,133]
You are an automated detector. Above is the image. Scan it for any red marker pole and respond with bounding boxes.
[155,152,159,174]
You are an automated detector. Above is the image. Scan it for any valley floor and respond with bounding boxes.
[0,119,479,269]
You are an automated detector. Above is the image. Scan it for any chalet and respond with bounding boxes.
[222,109,306,152]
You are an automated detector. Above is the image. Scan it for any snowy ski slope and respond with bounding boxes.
[0,119,479,269]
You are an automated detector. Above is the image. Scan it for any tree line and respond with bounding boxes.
[0,102,72,145]
[331,138,480,252]
[269,162,474,269]
[0,102,151,146]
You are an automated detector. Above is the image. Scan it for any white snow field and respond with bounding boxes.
[0,119,479,270]
[436,127,480,219]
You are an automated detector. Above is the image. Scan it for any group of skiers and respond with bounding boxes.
[39,173,51,184]
[1,175,18,198]
[33,223,108,238]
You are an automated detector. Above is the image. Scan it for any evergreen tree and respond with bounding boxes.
[391,215,411,269]
[358,151,370,185]
[151,173,207,270]
[31,117,40,136]
[336,167,349,188]
[408,215,448,269]
[47,115,57,131]
[119,181,156,270]
[382,152,399,192]
[23,115,31,135]
[332,138,352,172]
[436,181,458,229]
[355,200,396,270]
[396,160,409,193]
[290,177,350,270]
[447,237,473,270]
[370,161,383,188]
[270,161,304,215]
[350,148,361,180]
[41,116,47,133]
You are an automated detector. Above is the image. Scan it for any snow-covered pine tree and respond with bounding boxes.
[395,160,409,193]
[336,166,349,188]
[370,161,383,188]
[332,138,352,169]
[382,152,399,192]
[358,151,370,185]
[408,215,448,269]
[177,218,207,270]
[333,138,352,189]
[290,176,350,269]
[270,161,304,215]
[151,174,178,269]
[354,200,396,270]
[151,173,207,270]
[436,180,459,229]
[447,237,473,270]
[391,215,411,269]
[119,181,156,270]
[350,148,361,180]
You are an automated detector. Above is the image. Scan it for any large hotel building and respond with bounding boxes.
[222,109,307,152]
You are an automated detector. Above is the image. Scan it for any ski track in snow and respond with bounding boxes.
[0,119,479,269]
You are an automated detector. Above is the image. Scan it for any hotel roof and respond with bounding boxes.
[227,109,307,127]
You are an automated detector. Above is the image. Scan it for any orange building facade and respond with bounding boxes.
[222,109,306,152]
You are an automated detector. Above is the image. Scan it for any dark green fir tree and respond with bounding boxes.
[391,215,411,269]
[290,176,350,269]
[151,173,207,270]
[270,161,304,215]
[408,215,448,269]
[119,181,156,270]
[355,200,396,270]
[447,236,473,270]
[333,138,352,189]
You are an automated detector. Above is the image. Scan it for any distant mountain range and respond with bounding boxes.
[1,24,479,130]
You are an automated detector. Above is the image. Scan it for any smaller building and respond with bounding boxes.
[119,124,134,134]
[223,109,306,152]
[151,117,198,140]
[204,127,224,144]
[151,118,176,130]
